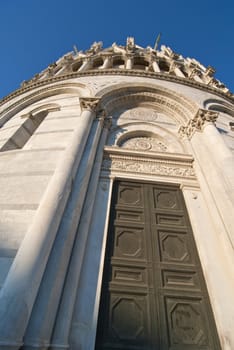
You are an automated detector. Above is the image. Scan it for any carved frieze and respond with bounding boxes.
[102,152,195,179]
[179,109,218,139]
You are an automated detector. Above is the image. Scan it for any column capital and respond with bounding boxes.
[196,108,218,123]
[79,97,100,112]
[179,109,218,139]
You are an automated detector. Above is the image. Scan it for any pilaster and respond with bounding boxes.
[78,59,92,72]
[50,112,110,350]
[125,54,133,70]
[179,108,234,248]
[169,61,185,78]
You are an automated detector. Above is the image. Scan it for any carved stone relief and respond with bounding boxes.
[102,153,196,179]
[119,107,158,122]
[120,136,168,152]
[107,122,185,154]
[179,108,218,139]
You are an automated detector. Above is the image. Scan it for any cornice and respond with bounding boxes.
[0,69,233,108]
[104,146,194,163]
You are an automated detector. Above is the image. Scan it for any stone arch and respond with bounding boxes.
[0,103,61,152]
[203,98,234,117]
[96,83,198,126]
[0,82,90,127]
[20,103,60,118]
[107,121,185,154]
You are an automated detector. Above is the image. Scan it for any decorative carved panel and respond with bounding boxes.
[102,152,196,179]
[115,228,143,257]
[155,190,179,209]
[159,232,190,263]
[120,136,168,152]
[118,185,142,205]
[111,297,144,340]
[118,107,159,122]
[165,297,208,346]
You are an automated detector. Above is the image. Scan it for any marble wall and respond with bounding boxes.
[0,76,233,349]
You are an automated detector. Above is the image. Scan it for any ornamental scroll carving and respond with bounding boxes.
[102,154,195,179]
[120,137,168,152]
[179,108,218,139]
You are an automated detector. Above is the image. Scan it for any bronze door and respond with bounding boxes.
[95,181,221,350]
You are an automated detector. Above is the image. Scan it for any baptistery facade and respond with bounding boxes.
[0,38,233,350]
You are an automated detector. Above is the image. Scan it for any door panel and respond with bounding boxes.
[95,181,221,350]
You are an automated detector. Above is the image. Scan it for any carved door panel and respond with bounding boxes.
[95,181,221,350]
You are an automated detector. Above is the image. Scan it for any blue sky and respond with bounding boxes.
[0,0,233,99]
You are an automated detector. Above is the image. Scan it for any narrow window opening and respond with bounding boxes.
[158,59,170,72]
[0,110,48,152]
[92,57,104,69]
[72,61,83,72]
[133,57,149,70]
[113,56,125,68]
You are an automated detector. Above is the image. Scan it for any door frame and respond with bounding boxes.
[70,147,228,349]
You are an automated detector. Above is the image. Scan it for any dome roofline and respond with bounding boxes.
[1,66,233,109]
[16,37,231,98]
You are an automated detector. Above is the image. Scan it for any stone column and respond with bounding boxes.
[151,59,160,72]
[77,176,114,350]
[179,111,234,349]
[50,118,111,350]
[0,98,100,350]
[23,104,104,350]
[188,67,203,83]
[179,108,234,246]
[169,62,185,77]
[54,65,68,76]
[125,54,133,69]
[78,59,92,72]
[101,56,112,69]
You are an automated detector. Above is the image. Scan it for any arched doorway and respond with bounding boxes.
[95,180,221,350]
